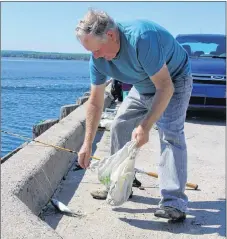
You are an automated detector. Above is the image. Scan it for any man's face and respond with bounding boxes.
[80,30,119,61]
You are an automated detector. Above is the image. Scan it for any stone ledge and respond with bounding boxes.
[1,88,113,239]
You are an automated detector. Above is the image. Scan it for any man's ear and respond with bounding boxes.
[106,30,116,41]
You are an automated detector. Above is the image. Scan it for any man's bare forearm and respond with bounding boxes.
[141,86,174,131]
[84,101,103,146]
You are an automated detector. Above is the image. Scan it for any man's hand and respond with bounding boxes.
[132,125,150,148]
[78,143,92,169]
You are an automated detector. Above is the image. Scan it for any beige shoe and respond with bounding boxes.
[90,189,108,200]
[91,189,133,200]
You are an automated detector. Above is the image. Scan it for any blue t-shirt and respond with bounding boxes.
[90,20,190,94]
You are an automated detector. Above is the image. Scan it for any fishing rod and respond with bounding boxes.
[1,130,199,190]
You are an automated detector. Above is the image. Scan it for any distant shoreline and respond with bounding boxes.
[1,50,90,61]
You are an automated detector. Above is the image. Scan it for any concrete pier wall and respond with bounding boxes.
[1,89,114,239]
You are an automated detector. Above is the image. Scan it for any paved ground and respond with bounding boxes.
[41,110,225,239]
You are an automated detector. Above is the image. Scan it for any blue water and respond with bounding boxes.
[1,57,90,157]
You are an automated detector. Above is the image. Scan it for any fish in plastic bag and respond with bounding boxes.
[89,140,139,206]
[106,141,138,206]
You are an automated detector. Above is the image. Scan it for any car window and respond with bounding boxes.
[176,35,226,58]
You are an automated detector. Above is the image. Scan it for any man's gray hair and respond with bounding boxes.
[75,9,117,41]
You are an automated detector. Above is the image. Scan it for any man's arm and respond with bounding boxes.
[132,64,174,148]
[78,83,106,168]
[140,64,174,131]
[136,31,174,130]
[84,83,106,146]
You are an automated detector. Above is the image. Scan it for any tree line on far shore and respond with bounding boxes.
[1,50,90,61]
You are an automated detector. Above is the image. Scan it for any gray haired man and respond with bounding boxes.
[76,9,192,222]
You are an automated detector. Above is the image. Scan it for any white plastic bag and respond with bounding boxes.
[89,140,139,206]
[107,141,138,206]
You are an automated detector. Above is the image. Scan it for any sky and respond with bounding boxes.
[1,1,226,54]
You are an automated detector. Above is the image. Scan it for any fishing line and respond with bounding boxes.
[1,129,101,160]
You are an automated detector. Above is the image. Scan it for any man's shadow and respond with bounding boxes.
[113,195,226,237]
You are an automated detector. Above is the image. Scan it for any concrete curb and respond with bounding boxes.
[60,104,80,120]
[1,88,114,239]
[33,119,59,138]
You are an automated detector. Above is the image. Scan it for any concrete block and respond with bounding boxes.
[33,119,59,139]
[83,91,91,97]
[76,96,89,105]
[60,104,79,120]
